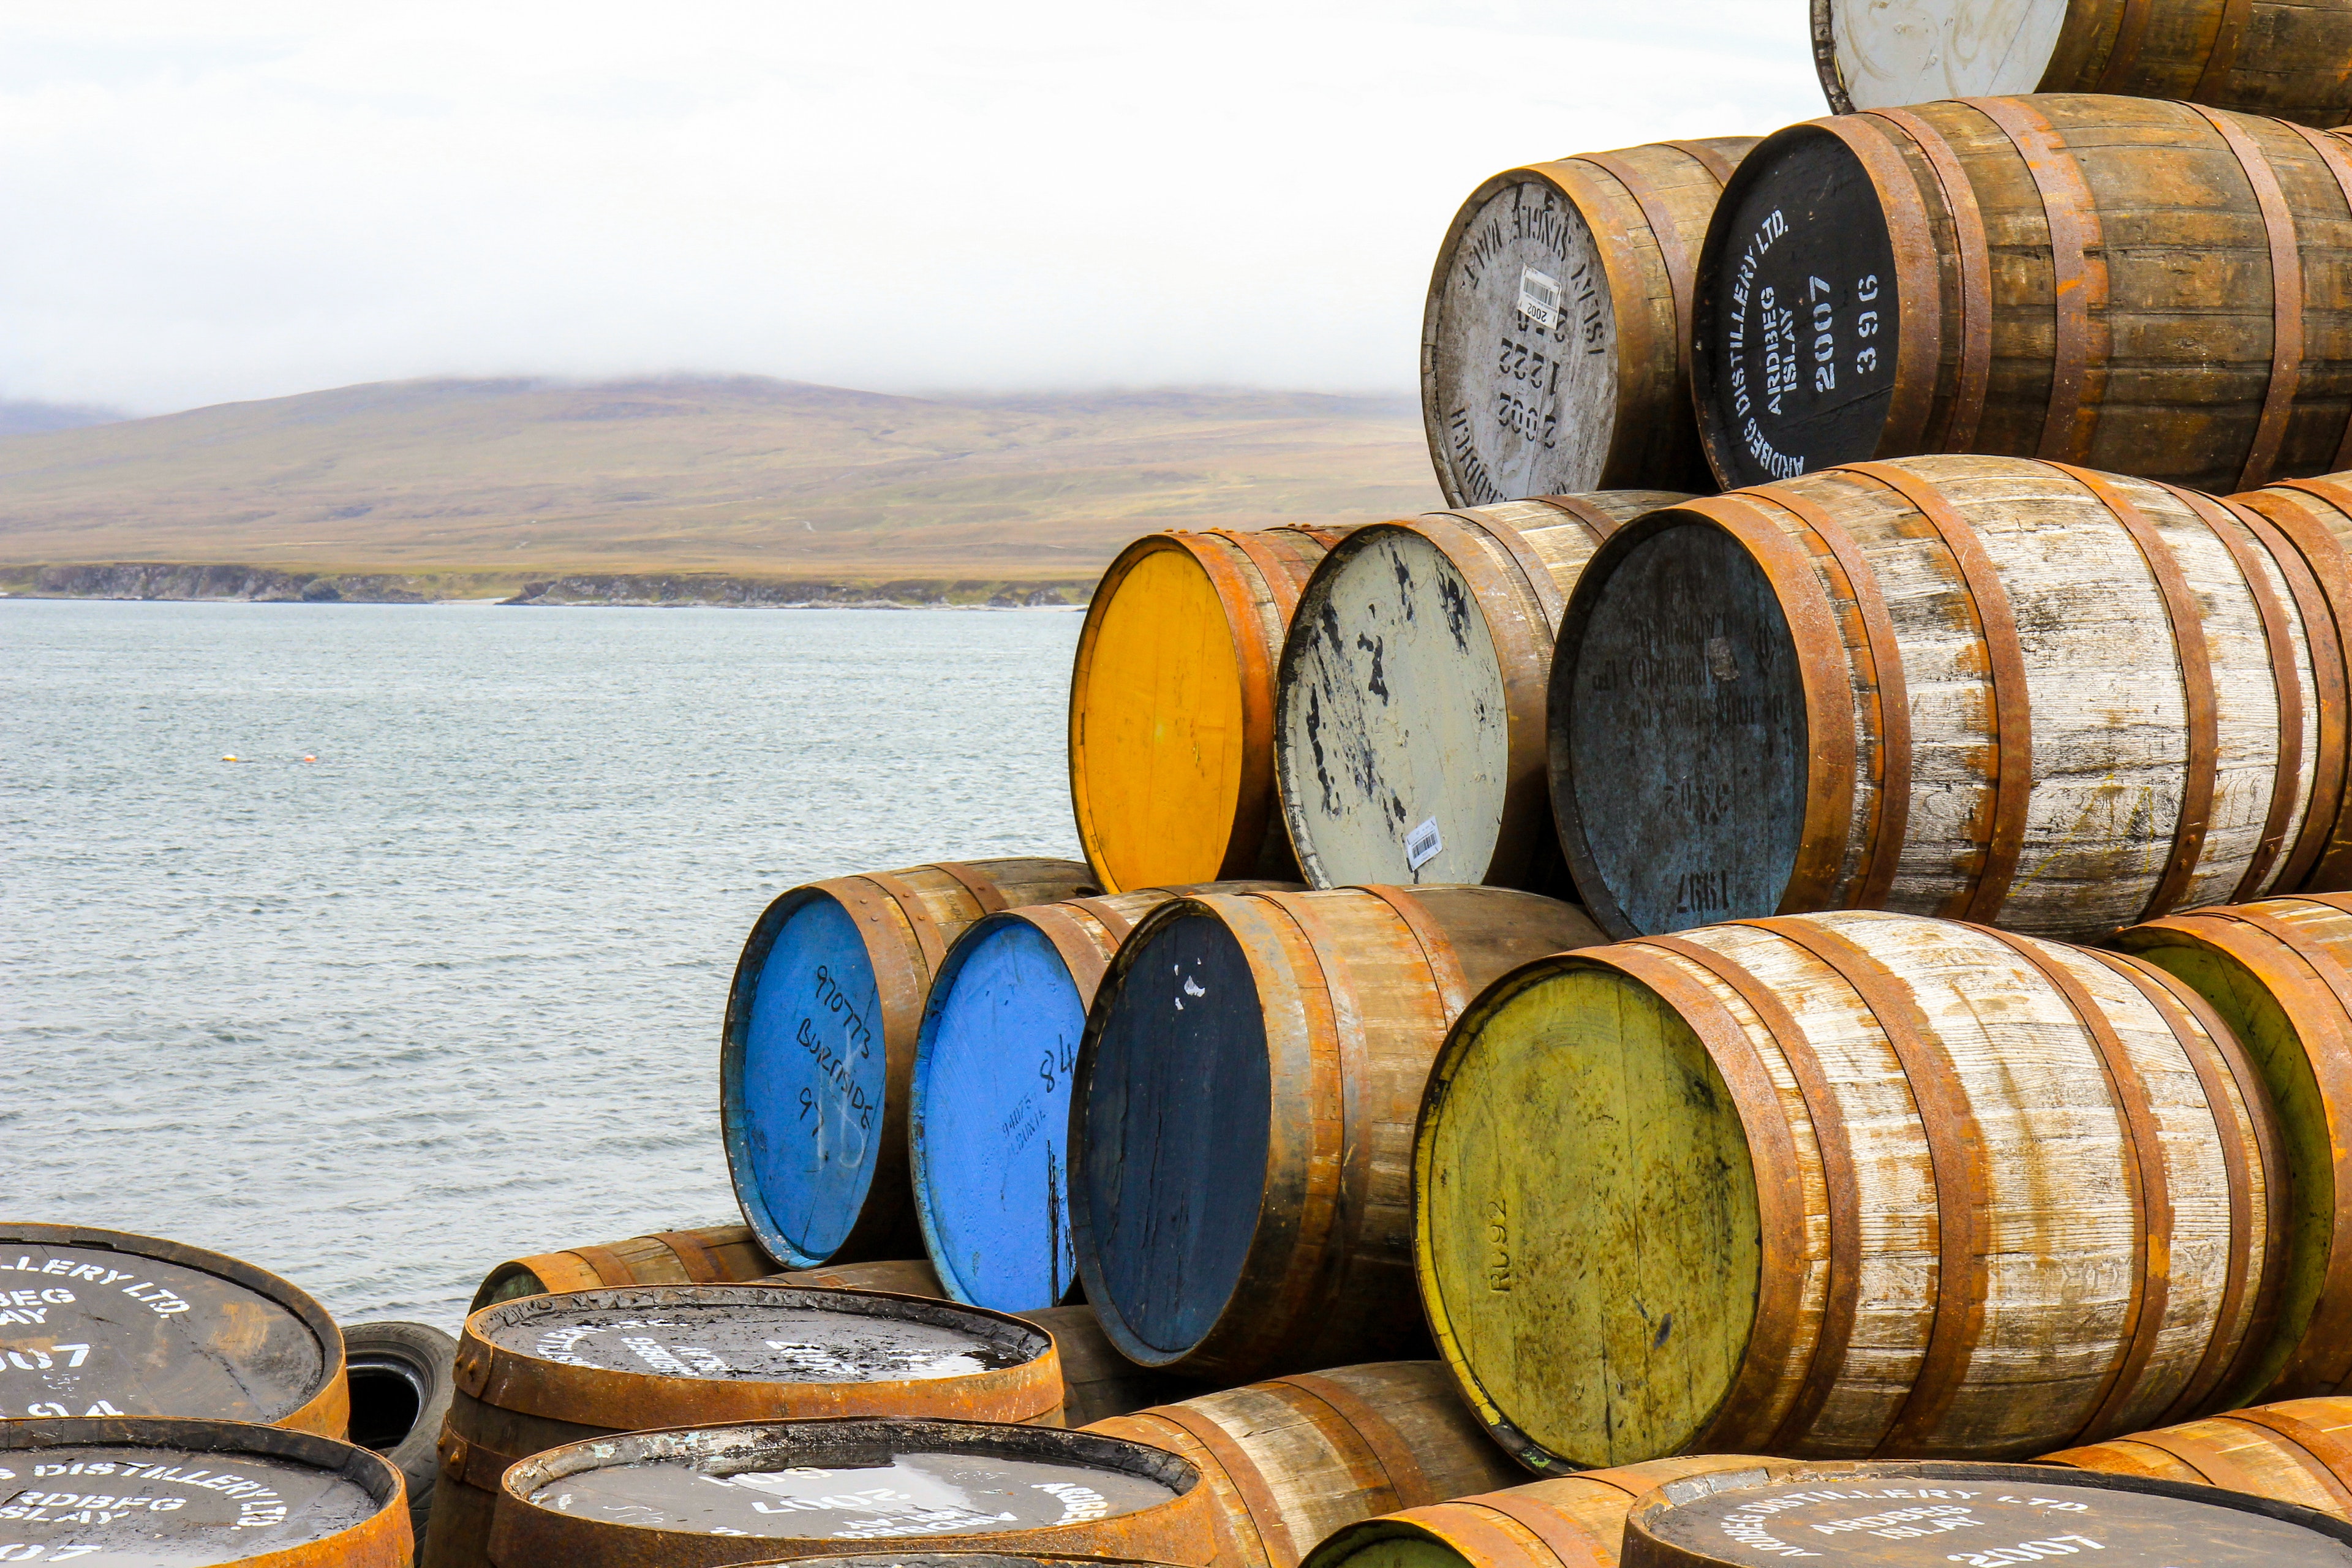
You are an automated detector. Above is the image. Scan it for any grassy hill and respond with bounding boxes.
[0,376,1441,594]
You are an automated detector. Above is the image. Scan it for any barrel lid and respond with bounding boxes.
[456,1285,1061,1428]
[1623,1461,2352,1566]
[499,1417,1196,1545]
[0,1224,344,1433]
[0,1415,406,1566]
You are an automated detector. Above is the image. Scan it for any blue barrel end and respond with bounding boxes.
[911,916,1086,1312]
[1076,907,1270,1362]
[722,889,888,1268]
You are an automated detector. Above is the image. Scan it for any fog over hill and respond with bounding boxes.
[0,376,1438,592]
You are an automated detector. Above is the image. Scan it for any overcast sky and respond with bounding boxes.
[0,3,1821,413]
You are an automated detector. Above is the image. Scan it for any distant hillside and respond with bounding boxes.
[0,376,1440,586]
[0,399,127,435]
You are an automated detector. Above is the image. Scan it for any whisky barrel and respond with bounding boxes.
[1550,455,2335,941]
[747,1558,1184,1568]
[767,1264,1205,1428]
[2231,472,2352,887]
[1275,494,1683,890]
[1071,528,1348,893]
[0,1223,347,1434]
[2116,895,2352,1401]
[1416,910,2283,1472]
[1424,137,1758,503]
[1072,885,1603,1381]
[486,1417,1217,1568]
[1083,1362,1520,1568]
[723,858,1097,1269]
[1815,0,2352,127]
[911,882,1294,1311]
[2046,1395,2352,1518]
[1300,1457,1804,1568]
[1691,96,2352,492]
[472,1223,775,1308]
[416,1284,1061,1568]
[1620,1460,2352,1566]
[0,1414,411,1566]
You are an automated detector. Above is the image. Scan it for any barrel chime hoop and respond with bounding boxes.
[1220,528,1308,626]
[2081,946,2269,1421]
[2212,494,2340,893]
[1662,137,1738,186]
[855,872,950,978]
[2191,0,2255,102]
[1274,1372,1429,1508]
[930,860,1013,918]
[1466,1495,1618,1568]
[1863,108,1992,453]
[1820,116,1943,454]
[1844,463,2031,919]
[1757,918,1991,1452]
[1580,150,1698,390]
[1023,908,1114,999]
[2108,1427,2257,1490]
[1543,159,1661,460]
[1687,496,1861,915]
[2240,485,2352,886]
[569,1245,639,1288]
[1066,895,1137,944]
[1532,493,1628,549]
[1355,884,1473,1020]
[1634,932,1863,1452]
[2224,1408,2352,1509]
[1964,97,2105,463]
[2278,127,2352,470]
[1184,535,1283,877]
[1754,484,1914,908]
[520,1250,605,1294]
[1597,944,1812,1453]
[1962,924,2169,1443]
[1147,1407,1290,1568]
[1426,509,1567,630]
[2161,483,2307,901]
[2047,464,2219,922]
[2188,107,2304,491]
[2092,0,2159,90]
[649,1231,728,1285]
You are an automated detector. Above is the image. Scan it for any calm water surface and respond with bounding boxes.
[1,600,1082,1330]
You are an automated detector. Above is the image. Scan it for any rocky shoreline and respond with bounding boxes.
[0,562,1095,608]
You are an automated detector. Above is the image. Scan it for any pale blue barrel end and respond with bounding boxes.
[721,887,889,1269]
[911,914,1085,1312]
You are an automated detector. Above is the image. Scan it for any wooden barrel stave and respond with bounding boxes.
[1414,910,2282,1472]
[771,1257,948,1294]
[470,1223,775,1309]
[912,882,1292,1313]
[1073,886,1605,1382]
[2231,473,2352,886]
[1692,97,2352,493]
[722,857,1096,1270]
[1551,454,2330,942]
[1423,138,1758,504]
[1274,494,1684,891]
[2045,1393,2352,1518]
[1085,1362,1522,1568]
[1816,0,2352,128]
[1071,528,1346,894]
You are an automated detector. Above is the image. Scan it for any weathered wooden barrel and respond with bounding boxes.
[2046,1394,2352,1518]
[486,1417,1217,1568]
[417,1284,1062,1568]
[1071,885,1603,1382]
[1423,138,1758,503]
[1300,1457,1804,1568]
[1082,1362,1520,1568]
[742,1558,1185,1568]
[911,882,1292,1312]
[2232,471,2352,886]
[1815,0,2352,127]
[766,1264,1203,1428]
[723,858,1097,1270]
[0,1414,412,1565]
[1550,455,2337,941]
[2116,895,2352,1401]
[472,1223,776,1308]
[1620,1460,2352,1565]
[1416,910,2283,1472]
[0,1223,347,1435]
[1071,528,1349,893]
[1274,494,1683,890]
[1691,97,2352,492]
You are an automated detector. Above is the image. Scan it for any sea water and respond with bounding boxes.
[0,598,1081,1329]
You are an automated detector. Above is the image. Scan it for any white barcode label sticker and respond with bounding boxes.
[1406,816,1444,872]
[1517,266,1561,330]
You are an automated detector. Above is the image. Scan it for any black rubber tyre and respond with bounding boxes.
[342,1319,456,1535]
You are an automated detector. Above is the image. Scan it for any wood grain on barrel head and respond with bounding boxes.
[1417,910,2281,1471]
[1423,140,1755,505]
